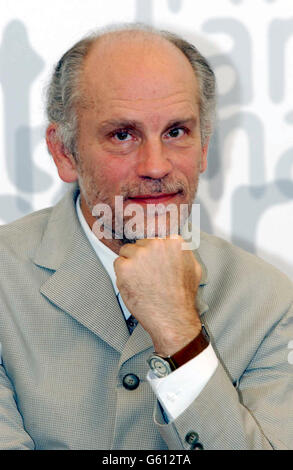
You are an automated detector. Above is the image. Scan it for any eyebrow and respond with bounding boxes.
[99,116,197,132]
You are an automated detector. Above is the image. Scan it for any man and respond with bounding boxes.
[0,23,292,450]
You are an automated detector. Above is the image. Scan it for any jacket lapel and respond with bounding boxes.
[33,184,130,354]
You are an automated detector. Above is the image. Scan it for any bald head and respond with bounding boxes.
[85,28,196,77]
[80,31,198,112]
[46,23,216,157]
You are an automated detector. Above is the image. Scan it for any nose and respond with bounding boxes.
[136,139,173,179]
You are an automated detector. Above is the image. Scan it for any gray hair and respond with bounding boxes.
[46,23,216,157]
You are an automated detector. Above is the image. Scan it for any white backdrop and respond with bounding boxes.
[0,0,292,278]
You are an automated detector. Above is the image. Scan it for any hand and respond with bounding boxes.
[114,236,202,356]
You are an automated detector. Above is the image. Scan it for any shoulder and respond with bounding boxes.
[198,231,293,306]
[0,207,53,261]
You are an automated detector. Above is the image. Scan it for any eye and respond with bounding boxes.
[111,130,133,142]
[165,127,187,139]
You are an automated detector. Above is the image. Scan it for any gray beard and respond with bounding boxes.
[77,168,199,246]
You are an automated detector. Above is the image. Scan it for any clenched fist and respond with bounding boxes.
[113,236,202,356]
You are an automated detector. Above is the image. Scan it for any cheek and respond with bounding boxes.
[79,144,127,183]
[177,152,200,181]
[92,159,132,195]
[103,162,130,186]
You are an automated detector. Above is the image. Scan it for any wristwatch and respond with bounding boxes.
[148,325,210,378]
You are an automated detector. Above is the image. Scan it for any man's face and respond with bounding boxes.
[74,34,208,243]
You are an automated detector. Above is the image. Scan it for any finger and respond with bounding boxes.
[113,256,126,274]
[193,256,202,280]
[119,243,139,258]
[134,239,149,247]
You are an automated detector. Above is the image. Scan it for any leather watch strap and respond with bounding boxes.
[167,325,209,370]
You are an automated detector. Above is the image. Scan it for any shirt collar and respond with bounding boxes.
[76,194,119,296]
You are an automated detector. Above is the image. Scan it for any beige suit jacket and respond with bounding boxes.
[0,184,292,450]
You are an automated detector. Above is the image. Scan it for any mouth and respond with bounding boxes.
[127,192,180,205]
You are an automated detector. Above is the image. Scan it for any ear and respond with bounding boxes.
[46,124,78,183]
[200,137,209,173]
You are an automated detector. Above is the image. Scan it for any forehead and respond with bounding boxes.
[80,32,199,116]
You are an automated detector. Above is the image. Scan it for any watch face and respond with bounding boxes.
[148,355,172,378]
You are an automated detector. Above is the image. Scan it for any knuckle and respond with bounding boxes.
[194,261,202,278]
[113,256,124,272]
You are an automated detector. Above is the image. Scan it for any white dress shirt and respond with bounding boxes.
[76,195,218,422]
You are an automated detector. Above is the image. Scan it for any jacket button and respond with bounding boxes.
[122,374,140,390]
[185,431,199,446]
[192,442,204,450]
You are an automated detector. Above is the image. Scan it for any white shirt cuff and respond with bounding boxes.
[147,343,218,422]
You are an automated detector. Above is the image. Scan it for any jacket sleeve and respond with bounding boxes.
[153,303,293,450]
[0,361,35,449]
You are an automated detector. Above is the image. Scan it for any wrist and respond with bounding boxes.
[152,316,202,357]
[148,324,210,378]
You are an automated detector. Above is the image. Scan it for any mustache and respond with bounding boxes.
[120,179,186,199]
